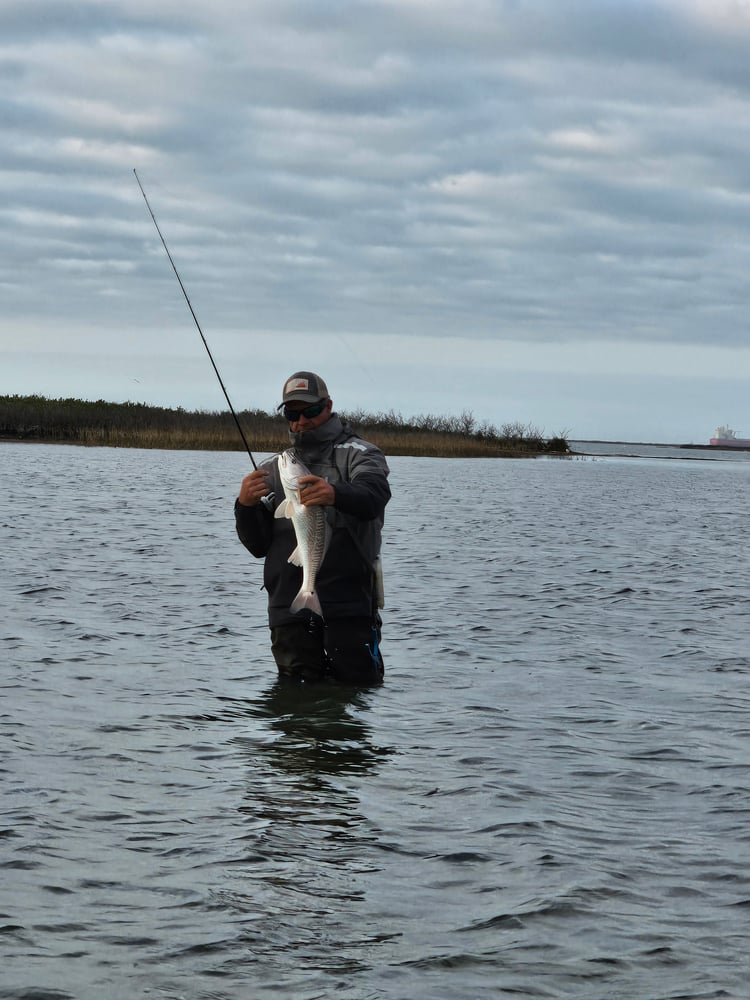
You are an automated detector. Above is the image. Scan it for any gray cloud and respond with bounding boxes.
[2,0,750,439]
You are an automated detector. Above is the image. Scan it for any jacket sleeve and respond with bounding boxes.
[233,455,280,557]
[234,499,274,557]
[332,445,391,521]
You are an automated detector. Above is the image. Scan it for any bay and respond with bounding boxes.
[2,442,750,999]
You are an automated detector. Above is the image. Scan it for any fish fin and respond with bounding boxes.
[291,589,324,618]
[287,545,303,567]
[274,499,293,519]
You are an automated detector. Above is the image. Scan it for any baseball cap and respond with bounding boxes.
[279,371,329,407]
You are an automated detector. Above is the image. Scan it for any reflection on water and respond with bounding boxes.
[234,680,392,776]
[214,683,398,992]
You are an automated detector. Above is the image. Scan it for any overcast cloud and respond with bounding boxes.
[2,0,750,442]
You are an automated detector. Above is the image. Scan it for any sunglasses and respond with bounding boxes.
[283,400,327,422]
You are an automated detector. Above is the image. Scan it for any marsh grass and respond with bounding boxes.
[0,395,569,458]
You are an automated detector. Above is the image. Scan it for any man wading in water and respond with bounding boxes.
[235,371,390,685]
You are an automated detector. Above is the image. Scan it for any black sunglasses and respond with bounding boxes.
[283,400,327,422]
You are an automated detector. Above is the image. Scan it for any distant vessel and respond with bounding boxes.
[710,425,750,448]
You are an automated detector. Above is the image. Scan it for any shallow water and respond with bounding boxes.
[2,443,750,999]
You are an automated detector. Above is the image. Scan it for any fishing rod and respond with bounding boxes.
[133,168,257,469]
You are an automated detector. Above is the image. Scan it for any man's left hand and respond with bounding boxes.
[298,475,335,507]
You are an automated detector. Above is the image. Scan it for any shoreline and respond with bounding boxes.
[0,435,554,458]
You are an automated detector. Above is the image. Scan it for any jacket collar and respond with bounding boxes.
[288,413,346,457]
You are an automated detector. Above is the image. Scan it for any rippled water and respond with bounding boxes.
[3,443,750,999]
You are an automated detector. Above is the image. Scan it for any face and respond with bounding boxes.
[284,398,332,433]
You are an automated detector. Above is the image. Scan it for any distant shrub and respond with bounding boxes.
[0,395,568,457]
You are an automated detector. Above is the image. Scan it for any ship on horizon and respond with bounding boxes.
[710,425,750,448]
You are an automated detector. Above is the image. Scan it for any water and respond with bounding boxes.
[572,439,750,463]
[2,443,750,999]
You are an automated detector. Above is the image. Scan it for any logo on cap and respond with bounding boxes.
[286,378,310,393]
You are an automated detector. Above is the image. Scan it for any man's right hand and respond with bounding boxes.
[238,468,271,507]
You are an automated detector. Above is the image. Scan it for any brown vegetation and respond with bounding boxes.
[0,394,569,457]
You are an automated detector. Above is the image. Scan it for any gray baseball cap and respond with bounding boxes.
[279,371,329,407]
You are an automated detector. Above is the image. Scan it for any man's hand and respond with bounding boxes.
[238,468,271,507]
[298,475,335,507]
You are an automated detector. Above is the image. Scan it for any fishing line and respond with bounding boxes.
[133,168,257,469]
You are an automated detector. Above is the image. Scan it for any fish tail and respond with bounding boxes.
[291,589,324,618]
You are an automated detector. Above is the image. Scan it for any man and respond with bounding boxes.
[235,371,390,685]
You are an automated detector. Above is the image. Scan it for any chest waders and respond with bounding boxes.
[309,434,385,676]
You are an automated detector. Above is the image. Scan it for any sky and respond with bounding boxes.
[3,0,750,443]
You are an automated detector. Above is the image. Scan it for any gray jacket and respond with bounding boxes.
[234,414,390,627]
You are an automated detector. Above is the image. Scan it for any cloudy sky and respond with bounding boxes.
[3,0,750,443]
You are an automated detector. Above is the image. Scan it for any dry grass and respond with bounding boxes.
[0,395,569,457]
[66,425,560,457]
[73,426,289,452]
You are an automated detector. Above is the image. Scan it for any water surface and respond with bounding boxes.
[2,444,750,998]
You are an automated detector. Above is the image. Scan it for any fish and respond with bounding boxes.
[274,450,331,618]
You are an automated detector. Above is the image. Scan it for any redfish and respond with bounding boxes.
[275,450,331,618]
